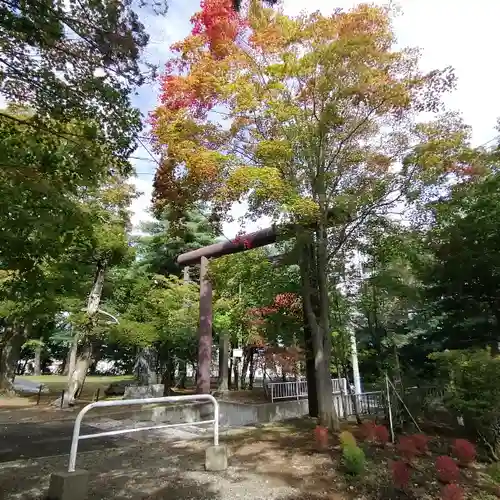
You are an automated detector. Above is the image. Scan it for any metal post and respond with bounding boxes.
[60,390,65,409]
[37,385,42,405]
[349,327,362,395]
[296,380,299,401]
[386,374,395,443]
[68,394,219,473]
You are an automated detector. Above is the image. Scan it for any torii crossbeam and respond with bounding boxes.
[177,225,318,417]
[177,226,281,395]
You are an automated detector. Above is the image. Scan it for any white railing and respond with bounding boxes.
[68,394,218,472]
[268,379,308,402]
[333,391,384,419]
[267,378,347,403]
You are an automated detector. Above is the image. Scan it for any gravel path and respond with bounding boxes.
[0,437,301,500]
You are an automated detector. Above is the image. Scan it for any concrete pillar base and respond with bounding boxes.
[205,445,228,471]
[47,470,89,500]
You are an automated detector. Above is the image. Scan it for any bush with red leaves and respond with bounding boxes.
[397,436,418,462]
[441,483,464,500]
[374,424,389,445]
[314,425,328,449]
[452,439,476,466]
[436,455,460,483]
[411,434,430,454]
[360,421,376,442]
[391,460,411,490]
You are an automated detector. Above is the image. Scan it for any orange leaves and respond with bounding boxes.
[160,75,196,112]
[151,1,463,227]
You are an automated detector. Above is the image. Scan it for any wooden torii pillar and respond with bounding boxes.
[176,226,319,416]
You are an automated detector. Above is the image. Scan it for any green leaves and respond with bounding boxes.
[0,0,162,157]
[422,173,500,351]
[107,271,200,352]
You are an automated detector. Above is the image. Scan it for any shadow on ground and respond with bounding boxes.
[0,418,413,500]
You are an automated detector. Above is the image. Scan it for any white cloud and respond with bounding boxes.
[130,0,500,235]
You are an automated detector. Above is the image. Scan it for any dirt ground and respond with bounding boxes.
[1,412,499,500]
[0,375,268,412]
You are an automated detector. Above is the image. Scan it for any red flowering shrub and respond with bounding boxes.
[452,439,476,466]
[441,483,464,500]
[374,425,389,445]
[360,421,376,442]
[314,425,328,449]
[435,455,460,483]
[397,436,418,462]
[411,434,430,454]
[391,460,411,490]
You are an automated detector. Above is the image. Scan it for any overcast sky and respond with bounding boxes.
[129,0,500,237]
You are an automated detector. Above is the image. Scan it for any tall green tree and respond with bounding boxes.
[151,1,473,429]
[0,0,167,158]
[135,207,216,278]
[0,108,132,393]
[423,172,500,356]
[0,106,116,273]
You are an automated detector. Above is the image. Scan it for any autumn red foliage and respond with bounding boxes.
[360,421,376,442]
[191,0,246,58]
[391,460,411,490]
[441,483,464,500]
[374,425,390,445]
[451,439,476,466]
[397,436,418,462]
[435,456,460,484]
[247,292,301,328]
[411,434,430,454]
[232,234,253,249]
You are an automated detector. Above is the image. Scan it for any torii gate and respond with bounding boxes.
[176,225,319,416]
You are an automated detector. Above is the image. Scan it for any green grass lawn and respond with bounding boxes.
[16,374,134,402]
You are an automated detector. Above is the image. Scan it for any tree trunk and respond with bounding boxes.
[233,355,240,391]
[61,347,71,375]
[34,338,43,376]
[301,258,319,418]
[161,352,175,396]
[301,232,339,430]
[249,347,255,390]
[490,339,500,358]
[64,343,94,406]
[178,359,187,388]
[240,347,251,389]
[218,332,229,392]
[57,260,107,408]
[19,358,29,375]
[301,239,320,418]
[0,328,24,394]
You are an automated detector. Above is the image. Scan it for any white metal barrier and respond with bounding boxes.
[68,394,218,472]
[333,390,383,419]
[267,378,348,402]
